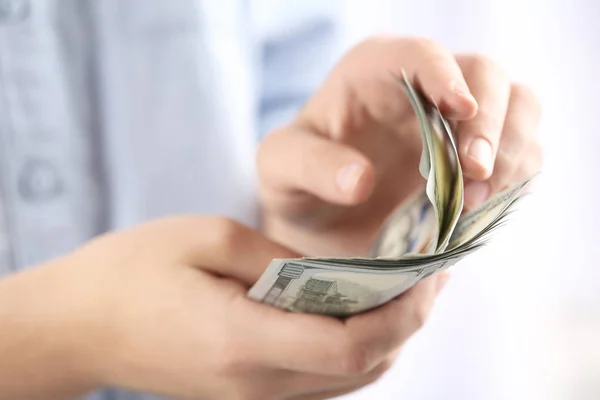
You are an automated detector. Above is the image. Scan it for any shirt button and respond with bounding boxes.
[18,159,64,202]
[0,0,30,24]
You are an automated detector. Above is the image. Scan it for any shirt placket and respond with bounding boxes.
[0,0,102,271]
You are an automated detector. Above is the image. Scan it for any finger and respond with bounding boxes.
[482,84,541,195]
[455,54,511,181]
[463,83,541,208]
[290,383,374,400]
[364,37,478,119]
[339,272,449,373]
[285,355,395,400]
[289,380,378,400]
[258,126,377,206]
[512,141,544,183]
[135,216,300,285]
[463,144,542,213]
[191,217,301,285]
[237,272,446,377]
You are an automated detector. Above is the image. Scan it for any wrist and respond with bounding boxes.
[0,255,111,398]
[45,252,120,392]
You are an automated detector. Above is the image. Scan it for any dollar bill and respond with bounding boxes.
[247,258,458,318]
[396,70,464,253]
[248,70,535,317]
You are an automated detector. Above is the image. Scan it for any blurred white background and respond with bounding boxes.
[1,1,595,399]
[329,1,600,399]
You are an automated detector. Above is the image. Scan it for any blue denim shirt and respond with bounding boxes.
[0,0,344,398]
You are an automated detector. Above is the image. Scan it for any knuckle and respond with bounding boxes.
[357,357,396,388]
[218,347,242,375]
[468,107,504,134]
[215,335,240,372]
[212,217,246,252]
[372,356,396,378]
[340,350,371,376]
[495,147,520,170]
[410,302,431,330]
[349,36,393,61]
[356,35,443,59]
[494,128,538,174]
[511,83,542,118]
[402,37,454,65]
[462,53,499,73]
[490,152,518,190]
[217,334,252,375]
[402,35,438,51]
[338,339,375,376]
[364,373,384,387]
[510,82,537,102]
[459,53,509,84]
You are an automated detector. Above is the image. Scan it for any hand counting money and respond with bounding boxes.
[248,71,534,318]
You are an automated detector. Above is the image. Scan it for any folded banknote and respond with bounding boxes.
[248,70,534,317]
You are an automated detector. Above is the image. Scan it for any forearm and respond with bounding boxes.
[0,259,104,400]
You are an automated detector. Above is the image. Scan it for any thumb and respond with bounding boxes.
[258,126,376,208]
[193,217,302,286]
[145,216,301,286]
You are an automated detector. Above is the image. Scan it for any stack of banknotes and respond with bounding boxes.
[248,70,533,318]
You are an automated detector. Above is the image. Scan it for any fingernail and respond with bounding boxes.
[464,181,490,206]
[467,138,494,173]
[336,162,365,194]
